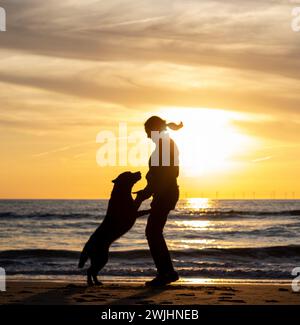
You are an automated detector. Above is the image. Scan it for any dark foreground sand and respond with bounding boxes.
[1,281,300,305]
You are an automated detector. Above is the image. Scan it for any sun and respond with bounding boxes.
[157,107,253,176]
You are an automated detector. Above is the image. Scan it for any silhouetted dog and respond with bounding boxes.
[78,171,150,286]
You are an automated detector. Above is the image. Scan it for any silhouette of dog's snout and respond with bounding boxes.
[134,171,142,181]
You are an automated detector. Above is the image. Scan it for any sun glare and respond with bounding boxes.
[158,107,254,176]
[187,198,211,211]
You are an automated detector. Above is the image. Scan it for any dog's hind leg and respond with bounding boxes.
[96,247,109,285]
[87,247,109,286]
[92,272,103,286]
[87,259,104,286]
[87,268,94,286]
[87,259,103,286]
[87,265,103,286]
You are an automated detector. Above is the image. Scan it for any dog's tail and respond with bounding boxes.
[78,245,89,268]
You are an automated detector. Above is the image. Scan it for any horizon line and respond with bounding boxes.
[0,197,299,200]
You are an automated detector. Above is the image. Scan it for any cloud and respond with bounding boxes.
[97,15,167,28]
[1,0,299,80]
[234,120,300,143]
[1,0,300,199]
[1,0,300,133]
[32,141,95,158]
[0,68,300,115]
[252,156,273,163]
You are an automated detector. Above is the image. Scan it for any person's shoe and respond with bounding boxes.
[145,272,179,287]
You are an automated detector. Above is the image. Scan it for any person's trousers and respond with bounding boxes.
[145,207,176,276]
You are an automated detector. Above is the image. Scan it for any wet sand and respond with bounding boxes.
[1,281,299,305]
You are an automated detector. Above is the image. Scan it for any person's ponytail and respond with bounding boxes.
[144,116,183,132]
[166,121,184,131]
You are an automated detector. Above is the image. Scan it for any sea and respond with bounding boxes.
[1,199,300,284]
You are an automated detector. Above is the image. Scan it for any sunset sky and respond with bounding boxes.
[0,0,299,199]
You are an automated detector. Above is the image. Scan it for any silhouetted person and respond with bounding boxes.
[135,116,183,287]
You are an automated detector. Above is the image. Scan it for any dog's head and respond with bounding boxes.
[112,171,141,190]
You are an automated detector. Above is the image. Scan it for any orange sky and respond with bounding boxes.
[0,0,299,199]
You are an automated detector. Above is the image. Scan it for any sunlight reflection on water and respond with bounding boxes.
[186,198,212,211]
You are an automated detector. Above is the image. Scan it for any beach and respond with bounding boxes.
[1,199,300,307]
[1,281,299,305]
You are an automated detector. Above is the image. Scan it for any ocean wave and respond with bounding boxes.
[1,245,300,260]
[0,212,102,220]
[1,209,300,220]
[3,267,292,279]
[173,210,300,219]
[0,249,80,259]
[199,226,300,238]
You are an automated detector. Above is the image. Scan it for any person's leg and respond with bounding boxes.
[145,208,175,276]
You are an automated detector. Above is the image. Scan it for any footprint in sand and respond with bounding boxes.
[66,284,81,289]
[138,300,155,304]
[74,298,88,303]
[219,297,233,300]
[91,298,106,302]
[218,297,245,303]
[80,294,97,298]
